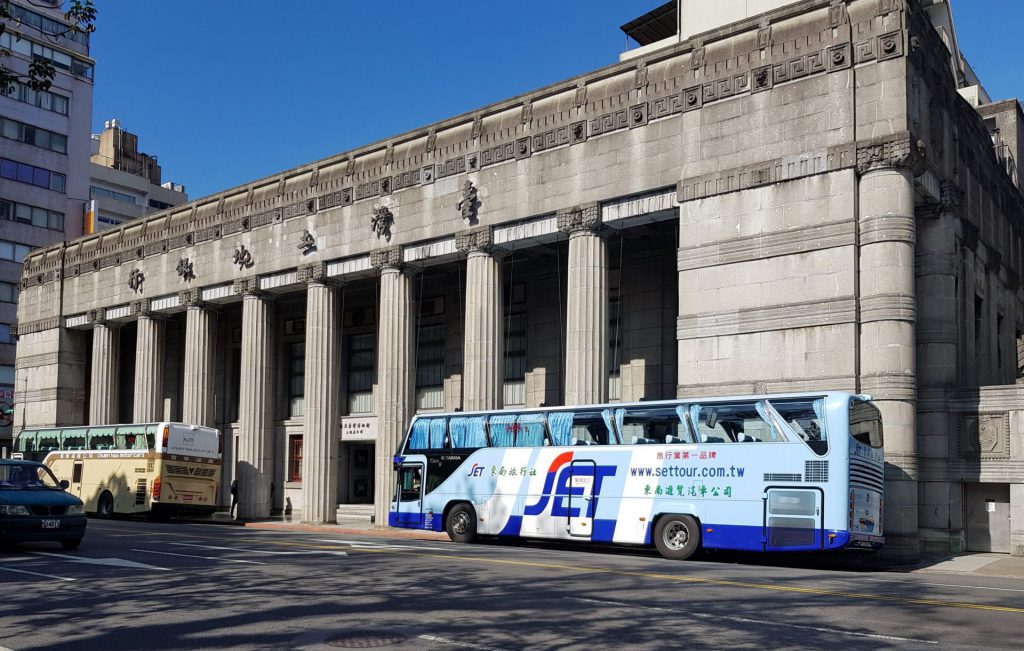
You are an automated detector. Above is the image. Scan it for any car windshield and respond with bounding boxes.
[0,464,62,489]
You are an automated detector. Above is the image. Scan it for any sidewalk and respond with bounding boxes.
[211,514,1024,578]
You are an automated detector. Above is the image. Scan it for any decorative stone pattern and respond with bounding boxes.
[370,246,402,270]
[297,262,327,284]
[556,203,601,235]
[959,413,1011,460]
[455,227,493,254]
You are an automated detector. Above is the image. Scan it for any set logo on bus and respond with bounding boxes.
[514,452,618,518]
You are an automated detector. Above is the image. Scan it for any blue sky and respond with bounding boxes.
[89,0,1024,200]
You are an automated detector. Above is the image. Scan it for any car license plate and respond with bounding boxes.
[41,519,60,529]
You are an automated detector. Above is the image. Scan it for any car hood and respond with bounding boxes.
[0,490,83,507]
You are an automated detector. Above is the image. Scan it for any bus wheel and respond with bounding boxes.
[653,514,700,560]
[445,504,477,544]
[96,492,114,519]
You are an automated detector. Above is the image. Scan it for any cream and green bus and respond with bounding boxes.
[12,422,222,518]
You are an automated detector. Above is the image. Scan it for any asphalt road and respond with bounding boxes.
[1,519,1022,650]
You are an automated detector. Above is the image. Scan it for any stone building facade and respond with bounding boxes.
[13,0,1024,557]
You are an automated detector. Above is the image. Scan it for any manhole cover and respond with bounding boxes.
[323,631,409,648]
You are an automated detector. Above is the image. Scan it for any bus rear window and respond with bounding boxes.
[771,399,827,455]
[849,400,883,448]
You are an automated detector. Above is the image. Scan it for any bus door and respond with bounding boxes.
[764,488,823,551]
[567,460,597,538]
[69,460,84,500]
[392,462,425,527]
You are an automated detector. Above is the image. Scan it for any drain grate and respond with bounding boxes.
[324,631,409,648]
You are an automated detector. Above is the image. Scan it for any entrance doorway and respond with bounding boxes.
[341,443,374,504]
[965,483,1011,553]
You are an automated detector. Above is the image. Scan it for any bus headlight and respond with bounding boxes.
[66,504,84,515]
[0,505,31,516]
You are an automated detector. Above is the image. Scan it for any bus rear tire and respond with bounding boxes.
[446,504,477,544]
[96,492,114,519]
[653,514,700,560]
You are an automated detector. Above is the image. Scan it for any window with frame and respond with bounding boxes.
[1,199,65,231]
[288,435,303,482]
[0,157,65,192]
[0,324,13,344]
[0,282,20,303]
[8,81,70,115]
[0,240,33,263]
[415,323,445,410]
[503,312,527,406]
[347,333,375,414]
[288,342,305,418]
[0,116,67,154]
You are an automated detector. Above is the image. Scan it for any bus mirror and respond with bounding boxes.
[60,479,69,489]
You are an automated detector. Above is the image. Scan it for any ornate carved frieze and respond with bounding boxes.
[10,317,59,336]
[520,100,532,125]
[958,413,1010,459]
[455,227,493,254]
[87,308,105,325]
[129,299,150,317]
[233,244,254,270]
[436,155,467,180]
[177,257,196,282]
[856,133,924,175]
[232,276,262,297]
[457,180,479,227]
[827,0,849,28]
[756,22,772,50]
[128,268,145,293]
[556,203,601,235]
[371,205,394,242]
[298,230,317,255]
[297,261,328,284]
[370,246,403,270]
[425,131,436,153]
[634,63,648,89]
[574,84,587,108]
[178,288,202,307]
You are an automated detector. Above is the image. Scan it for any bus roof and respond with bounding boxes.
[407,391,872,421]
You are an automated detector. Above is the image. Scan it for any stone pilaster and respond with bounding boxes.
[373,251,414,526]
[301,278,340,524]
[558,204,608,405]
[857,155,918,559]
[236,291,275,520]
[133,315,165,422]
[182,293,218,427]
[458,228,502,411]
[89,322,119,425]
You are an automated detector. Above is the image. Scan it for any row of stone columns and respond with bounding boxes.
[85,212,614,525]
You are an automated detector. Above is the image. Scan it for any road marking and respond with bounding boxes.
[570,597,937,644]
[169,542,347,557]
[339,547,1024,615]
[0,566,75,582]
[313,539,454,552]
[863,577,1024,594]
[32,551,170,571]
[131,548,266,565]
[417,634,516,651]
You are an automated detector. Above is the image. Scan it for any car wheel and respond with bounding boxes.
[96,491,114,519]
[445,504,477,544]
[61,538,82,550]
[653,514,701,560]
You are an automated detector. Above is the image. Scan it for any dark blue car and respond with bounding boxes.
[0,459,87,550]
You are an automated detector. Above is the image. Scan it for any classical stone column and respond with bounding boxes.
[857,138,920,559]
[300,264,340,524]
[89,319,119,425]
[181,290,218,428]
[457,227,502,411]
[372,247,414,527]
[235,280,275,520]
[915,184,962,553]
[558,203,608,405]
[133,312,165,423]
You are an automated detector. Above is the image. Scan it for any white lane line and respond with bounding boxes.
[569,597,938,645]
[418,634,516,651]
[31,551,171,571]
[863,577,1024,594]
[0,566,75,582]
[131,549,266,565]
[312,539,454,552]
[169,542,347,556]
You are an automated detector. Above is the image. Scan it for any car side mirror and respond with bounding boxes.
[60,479,69,489]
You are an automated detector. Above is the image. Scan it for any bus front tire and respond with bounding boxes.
[653,514,701,560]
[96,492,114,519]
[445,504,477,544]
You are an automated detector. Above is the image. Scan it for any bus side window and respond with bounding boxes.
[450,416,487,448]
[615,407,690,444]
[514,414,546,447]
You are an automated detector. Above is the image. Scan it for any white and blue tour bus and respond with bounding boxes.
[389,392,884,560]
